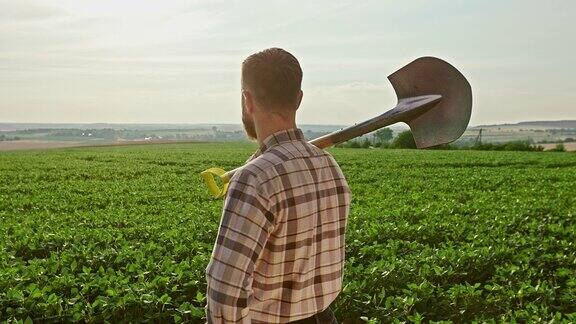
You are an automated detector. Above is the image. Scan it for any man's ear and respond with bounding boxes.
[243,90,256,115]
[295,90,304,111]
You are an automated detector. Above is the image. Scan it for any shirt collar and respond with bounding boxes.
[253,128,306,157]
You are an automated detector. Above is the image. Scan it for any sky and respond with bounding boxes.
[0,0,574,126]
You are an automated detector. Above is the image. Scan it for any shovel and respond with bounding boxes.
[201,56,472,198]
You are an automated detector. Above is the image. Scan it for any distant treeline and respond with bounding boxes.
[0,134,20,141]
[537,137,575,144]
[1,127,248,142]
[336,129,570,152]
[1,127,333,143]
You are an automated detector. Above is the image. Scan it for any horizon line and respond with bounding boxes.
[1,119,575,129]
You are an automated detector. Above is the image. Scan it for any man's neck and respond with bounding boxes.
[255,113,297,147]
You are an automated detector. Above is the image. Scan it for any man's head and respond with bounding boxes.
[241,48,303,140]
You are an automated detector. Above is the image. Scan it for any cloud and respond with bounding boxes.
[0,0,68,22]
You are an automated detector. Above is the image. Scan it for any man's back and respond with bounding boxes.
[205,128,351,323]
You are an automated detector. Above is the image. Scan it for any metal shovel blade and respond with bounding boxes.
[388,56,472,148]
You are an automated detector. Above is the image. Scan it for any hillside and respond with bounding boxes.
[473,120,576,129]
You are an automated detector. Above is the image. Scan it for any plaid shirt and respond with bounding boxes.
[205,128,351,323]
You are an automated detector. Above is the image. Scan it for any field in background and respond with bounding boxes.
[2,120,576,151]
[0,140,88,151]
[458,121,576,149]
[0,139,210,152]
[0,123,344,152]
[539,142,576,151]
[0,143,575,322]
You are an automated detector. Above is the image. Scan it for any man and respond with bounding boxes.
[205,48,351,324]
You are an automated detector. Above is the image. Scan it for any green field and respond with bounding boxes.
[1,143,575,323]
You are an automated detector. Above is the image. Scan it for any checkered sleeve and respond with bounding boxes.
[205,170,275,323]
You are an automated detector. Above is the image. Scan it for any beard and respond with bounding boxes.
[241,99,258,141]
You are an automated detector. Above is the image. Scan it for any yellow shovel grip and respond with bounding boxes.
[200,167,230,198]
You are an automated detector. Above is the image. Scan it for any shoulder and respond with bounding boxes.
[225,166,270,212]
[228,153,281,202]
[242,142,326,176]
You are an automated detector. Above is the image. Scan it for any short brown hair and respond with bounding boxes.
[242,48,302,111]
